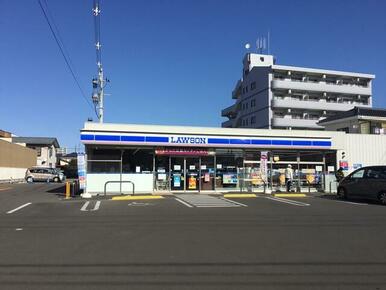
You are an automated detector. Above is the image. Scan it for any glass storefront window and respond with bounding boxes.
[122,149,153,173]
[87,147,121,173]
[86,146,336,193]
[215,149,243,191]
[200,156,215,191]
[243,150,266,192]
[270,151,298,192]
[155,156,169,191]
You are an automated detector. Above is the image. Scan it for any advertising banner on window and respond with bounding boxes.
[173,174,181,187]
[223,173,238,184]
[188,176,197,189]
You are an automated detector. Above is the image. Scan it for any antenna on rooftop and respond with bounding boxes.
[256,36,267,54]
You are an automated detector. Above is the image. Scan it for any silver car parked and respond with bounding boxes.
[25,167,65,183]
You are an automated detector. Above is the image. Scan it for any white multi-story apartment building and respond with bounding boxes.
[222,53,375,130]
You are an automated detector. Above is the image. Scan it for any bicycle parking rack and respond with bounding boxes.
[104,180,135,196]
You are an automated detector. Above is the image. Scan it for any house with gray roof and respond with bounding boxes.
[12,137,60,168]
[318,107,386,134]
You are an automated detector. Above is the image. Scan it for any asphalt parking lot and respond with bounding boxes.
[1,183,386,290]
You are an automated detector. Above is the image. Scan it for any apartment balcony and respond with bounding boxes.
[271,98,371,112]
[232,79,242,99]
[222,119,235,128]
[221,104,238,117]
[271,117,323,129]
[271,79,372,96]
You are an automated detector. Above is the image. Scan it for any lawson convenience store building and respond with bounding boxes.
[80,122,386,196]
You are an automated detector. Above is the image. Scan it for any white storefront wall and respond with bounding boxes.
[342,134,386,170]
[80,123,386,195]
[86,173,153,195]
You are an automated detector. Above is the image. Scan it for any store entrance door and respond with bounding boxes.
[170,157,200,192]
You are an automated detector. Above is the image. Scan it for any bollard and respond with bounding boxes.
[65,182,71,199]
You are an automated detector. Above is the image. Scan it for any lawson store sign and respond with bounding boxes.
[81,133,332,148]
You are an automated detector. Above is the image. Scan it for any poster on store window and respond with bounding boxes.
[260,151,268,183]
[223,173,238,184]
[204,172,210,182]
[173,174,181,187]
[188,176,197,189]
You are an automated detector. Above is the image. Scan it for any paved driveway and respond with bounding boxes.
[0,184,386,289]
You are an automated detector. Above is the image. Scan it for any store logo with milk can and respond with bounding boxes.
[169,136,207,144]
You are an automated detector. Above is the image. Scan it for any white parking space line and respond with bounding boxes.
[80,201,90,211]
[334,200,368,206]
[219,197,248,207]
[6,202,32,214]
[176,194,244,208]
[266,196,310,207]
[92,201,101,211]
[80,201,102,212]
[175,198,193,208]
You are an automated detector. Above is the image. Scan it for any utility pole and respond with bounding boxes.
[92,0,108,123]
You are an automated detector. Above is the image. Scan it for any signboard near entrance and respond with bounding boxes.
[77,153,86,190]
[155,148,211,156]
[260,151,268,183]
[339,160,349,170]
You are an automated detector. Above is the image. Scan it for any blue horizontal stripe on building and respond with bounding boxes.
[81,134,331,147]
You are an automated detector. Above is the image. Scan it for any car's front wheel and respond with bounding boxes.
[26,177,33,183]
[378,192,386,205]
[53,177,59,183]
[337,187,347,199]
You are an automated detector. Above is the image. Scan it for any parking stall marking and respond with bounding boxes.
[80,201,101,212]
[174,198,194,208]
[266,196,310,207]
[6,202,32,214]
[333,200,368,206]
[219,197,248,207]
[175,194,246,208]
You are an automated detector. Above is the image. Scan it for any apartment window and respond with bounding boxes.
[245,86,248,93]
[251,116,256,124]
[245,102,248,110]
[251,82,256,90]
[49,148,53,158]
[34,147,42,157]
[251,99,256,107]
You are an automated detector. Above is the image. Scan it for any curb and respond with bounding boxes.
[273,193,307,198]
[111,195,164,201]
[223,193,257,198]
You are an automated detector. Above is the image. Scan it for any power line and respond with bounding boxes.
[38,0,97,116]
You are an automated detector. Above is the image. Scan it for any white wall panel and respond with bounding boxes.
[86,173,153,195]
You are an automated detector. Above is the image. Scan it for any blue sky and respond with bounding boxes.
[1,0,385,150]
